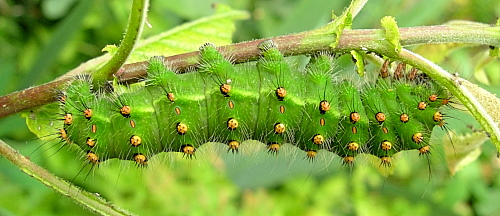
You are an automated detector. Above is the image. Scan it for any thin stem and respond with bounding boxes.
[91,0,149,88]
[0,139,134,216]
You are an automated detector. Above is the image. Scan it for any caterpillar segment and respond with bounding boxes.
[377,71,444,158]
[108,89,160,163]
[149,56,209,160]
[296,53,340,160]
[255,40,304,154]
[59,40,450,168]
[378,76,432,154]
[333,81,370,164]
[395,83,446,130]
[361,86,398,165]
[198,43,256,153]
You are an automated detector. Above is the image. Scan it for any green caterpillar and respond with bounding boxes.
[57,41,451,168]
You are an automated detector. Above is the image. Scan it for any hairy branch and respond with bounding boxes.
[0,25,499,119]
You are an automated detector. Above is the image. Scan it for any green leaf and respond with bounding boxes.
[101,44,119,56]
[444,132,489,175]
[322,0,367,49]
[128,4,249,63]
[22,103,62,140]
[350,50,365,77]
[329,10,353,49]
[380,16,401,53]
[63,5,249,76]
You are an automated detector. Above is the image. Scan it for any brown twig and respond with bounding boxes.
[0,25,498,119]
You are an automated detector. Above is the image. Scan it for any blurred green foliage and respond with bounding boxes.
[0,0,499,215]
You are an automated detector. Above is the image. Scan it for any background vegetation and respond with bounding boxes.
[0,0,499,215]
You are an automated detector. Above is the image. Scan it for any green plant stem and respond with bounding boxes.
[91,0,149,88]
[0,139,134,216]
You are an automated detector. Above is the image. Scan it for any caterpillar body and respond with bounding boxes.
[58,41,451,168]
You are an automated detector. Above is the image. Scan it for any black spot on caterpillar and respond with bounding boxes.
[55,41,452,169]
